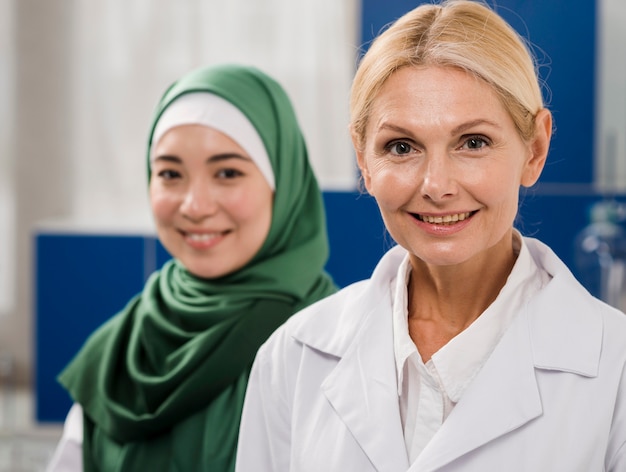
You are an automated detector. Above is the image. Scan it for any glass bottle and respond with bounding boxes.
[573,199,626,312]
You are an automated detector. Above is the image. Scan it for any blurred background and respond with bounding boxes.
[1,0,626,469]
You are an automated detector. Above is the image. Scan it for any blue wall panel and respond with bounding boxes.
[35,234,152,422]
[323,191,390,287]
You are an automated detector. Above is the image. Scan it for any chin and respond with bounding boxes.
[187,266,227,280]
[408,245,477,268]
[177,258,221,279]
[184,259,248,280]
[416,256,468,267]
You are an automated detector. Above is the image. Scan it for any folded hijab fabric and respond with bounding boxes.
[58,64,337,471]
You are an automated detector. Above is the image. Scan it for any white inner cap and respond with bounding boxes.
[151,92,275,190]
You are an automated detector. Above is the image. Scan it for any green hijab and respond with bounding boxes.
[58,64,337,471]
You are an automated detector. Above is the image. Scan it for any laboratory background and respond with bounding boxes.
[1,0,626,468]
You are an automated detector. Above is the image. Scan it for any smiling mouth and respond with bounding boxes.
[414,211,476,225]
[182,231,227,242]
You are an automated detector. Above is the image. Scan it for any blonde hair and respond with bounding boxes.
[350,0,545,150]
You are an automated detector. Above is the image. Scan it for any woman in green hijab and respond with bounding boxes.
[46,64,337,471]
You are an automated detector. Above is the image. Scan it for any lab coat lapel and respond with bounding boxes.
[321,289,410,472]
[409,240,602,471]
[410,307,542,471]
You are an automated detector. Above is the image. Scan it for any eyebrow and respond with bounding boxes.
[378,118,502,136]
[151,153,252,164]
[450,119,502,135]
[207,153,252,163]
[151,155,182,164]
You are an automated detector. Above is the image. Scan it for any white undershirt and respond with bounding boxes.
[391,233,551,463]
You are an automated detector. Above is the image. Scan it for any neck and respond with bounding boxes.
[406,231,518,361]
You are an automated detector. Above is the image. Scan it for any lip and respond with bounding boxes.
[410,210,478,235]
[179,229,229,250]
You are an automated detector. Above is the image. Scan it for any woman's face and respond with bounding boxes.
[150,124,273,279]
[356,65,550,269]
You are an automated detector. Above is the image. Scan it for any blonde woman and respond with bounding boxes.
[236,2,626,471]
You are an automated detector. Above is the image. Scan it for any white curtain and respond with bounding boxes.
[70,0,359,227]
[0,0,14,316]
[595,0,626,192]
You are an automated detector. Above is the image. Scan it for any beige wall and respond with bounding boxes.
[0,0,359,388]
[1,0,75,386]
[595,0,626,191]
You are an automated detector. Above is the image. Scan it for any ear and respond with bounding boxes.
[521,108,552,187]
[352,129,373,195]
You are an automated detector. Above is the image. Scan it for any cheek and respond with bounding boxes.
[477,169,522,216]
[225,186,273,224]
[149,186,178,222]
[463,157,522,193]
[368,163,418,206]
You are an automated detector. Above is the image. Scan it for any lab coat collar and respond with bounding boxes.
[292,238,603,471]
[293,238,601,375]
[291,244,405,358]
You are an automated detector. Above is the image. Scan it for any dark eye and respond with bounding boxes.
[156,169,180,180]
[217,168,243,179]
[389,141,413,155]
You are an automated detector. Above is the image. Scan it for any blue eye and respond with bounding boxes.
[389,141,413,155]
[464,136,489,150]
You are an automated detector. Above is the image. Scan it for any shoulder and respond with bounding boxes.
[524,236,626,323]
[257,279,374,363]
[45,403,84,471]
[256,245,405,359]
[523,236,626,371]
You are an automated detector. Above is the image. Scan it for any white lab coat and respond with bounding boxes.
[236,237,626,472]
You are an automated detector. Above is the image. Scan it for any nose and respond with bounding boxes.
[180,181,218,222]
[420,151,457,202]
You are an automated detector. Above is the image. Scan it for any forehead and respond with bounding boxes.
[156,124,243,149]
[151,125,253,165]
[369,66,509,130]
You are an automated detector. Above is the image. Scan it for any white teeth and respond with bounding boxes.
[186,233,219,242]
[420,212,471,225]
